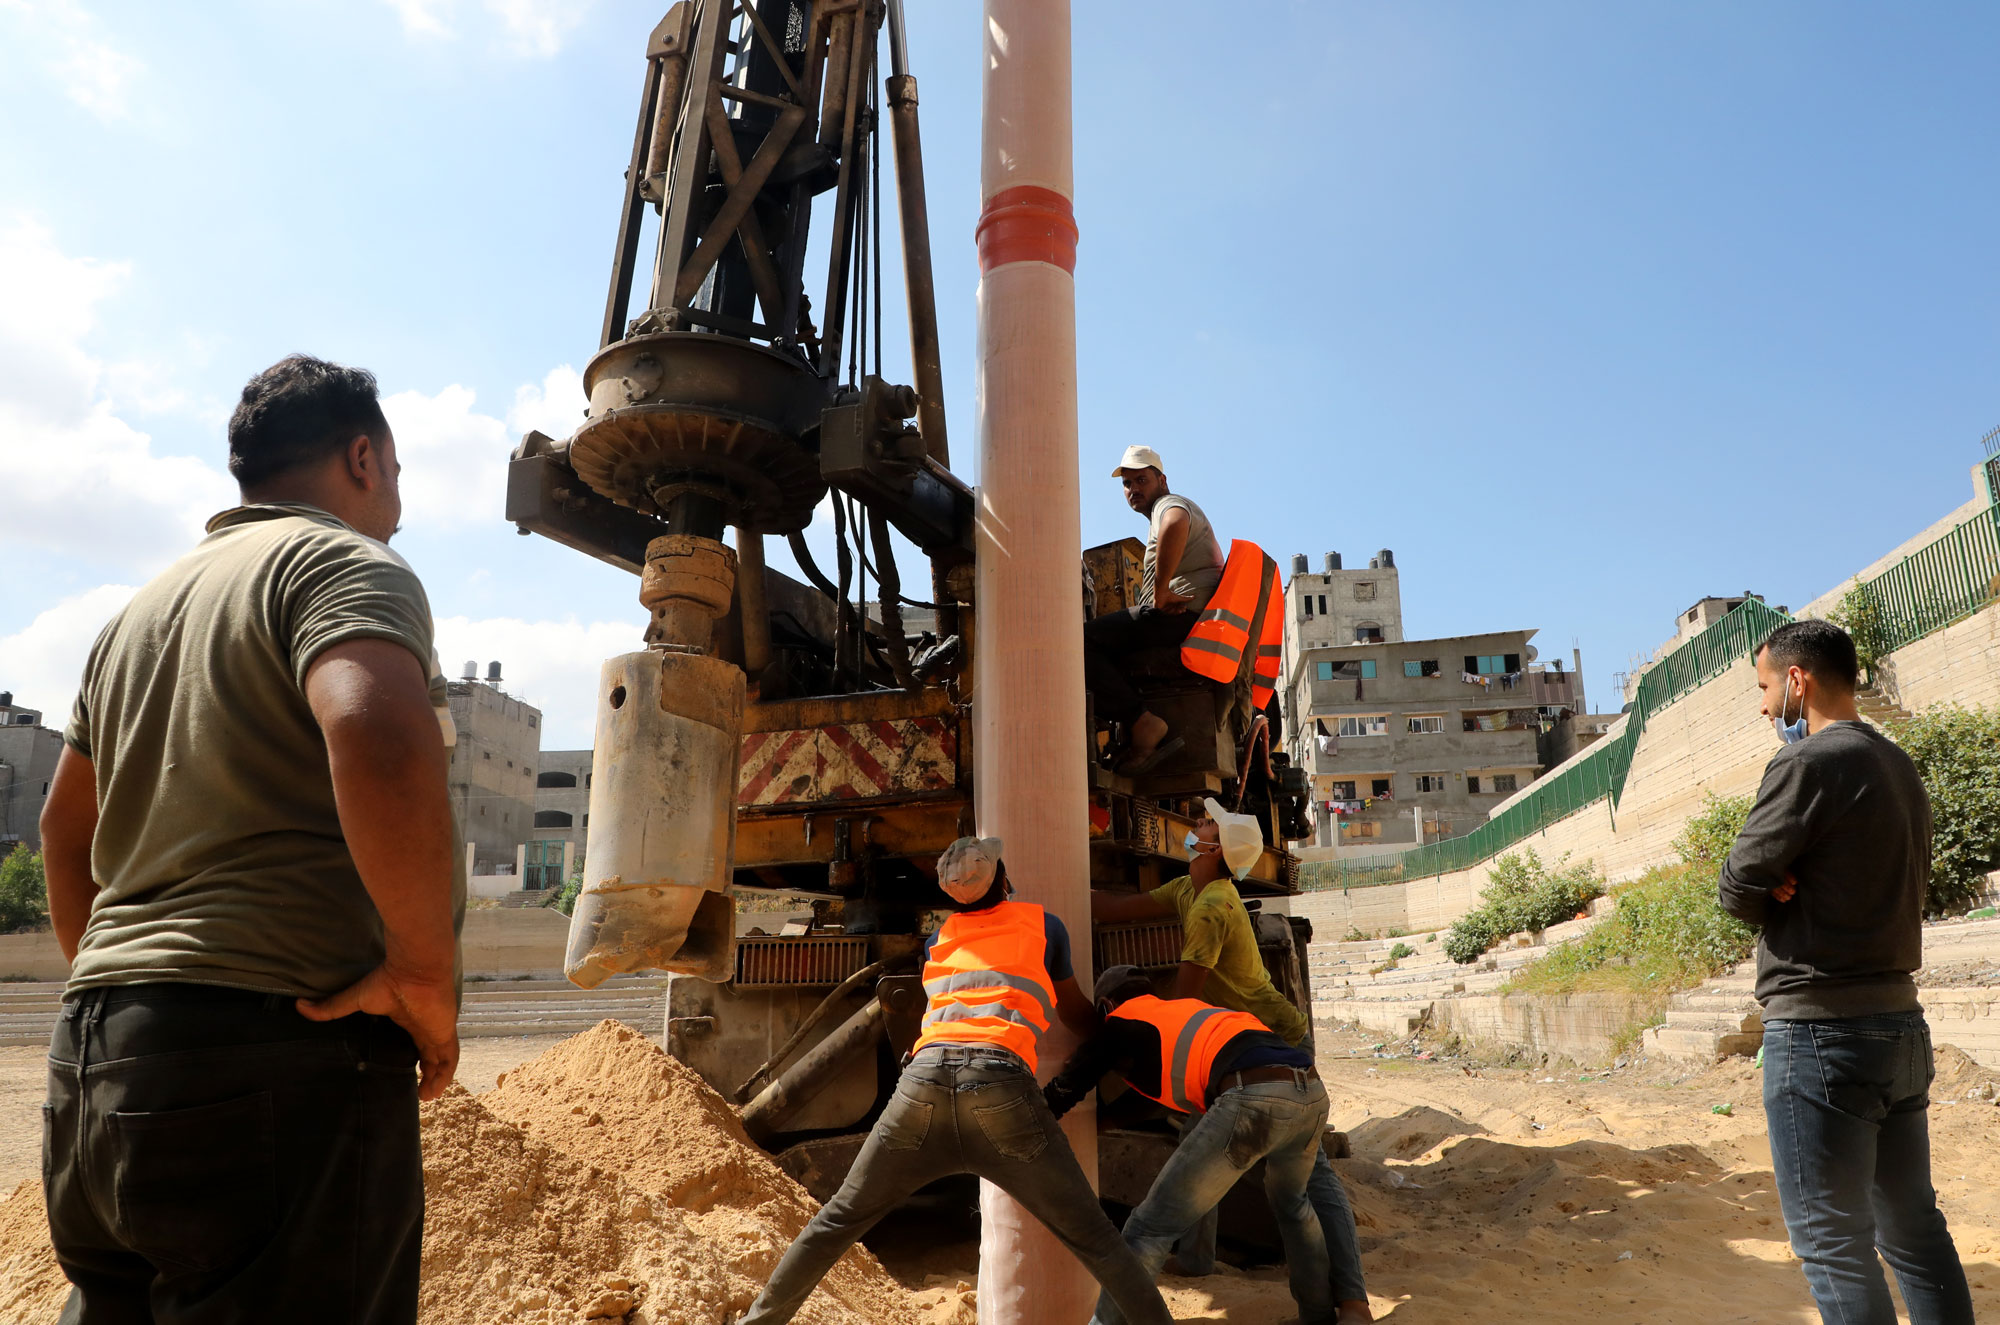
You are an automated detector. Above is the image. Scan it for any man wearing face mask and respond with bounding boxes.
[1719,620,1972,1324]
[1092,801,1371,1322]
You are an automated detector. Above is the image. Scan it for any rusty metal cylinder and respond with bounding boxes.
[563,647,745,989]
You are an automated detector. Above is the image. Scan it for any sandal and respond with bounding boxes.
[1115,735,1185,777]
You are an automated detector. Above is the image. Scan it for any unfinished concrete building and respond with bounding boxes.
[1284,630,1588,853]
[446,663,543,876]
[0,693,62,853]
[532,749,593,890]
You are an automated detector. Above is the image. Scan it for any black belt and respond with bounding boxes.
[1210,1062,1317,1104]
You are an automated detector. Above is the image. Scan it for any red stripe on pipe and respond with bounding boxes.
[976,184,1078,274]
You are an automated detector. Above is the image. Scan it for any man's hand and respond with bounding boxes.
[1153,585,1194,614]
[299,963,460,1101]
[1772,873,1799,904]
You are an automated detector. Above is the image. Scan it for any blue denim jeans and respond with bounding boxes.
[741,1046,1171,1325]
[1092,1075,1335,1325]
[1763,1013,1973,1324]
[1167,1141,1367,1302]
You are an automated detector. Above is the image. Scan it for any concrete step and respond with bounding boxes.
[1642,1023,1763,1063]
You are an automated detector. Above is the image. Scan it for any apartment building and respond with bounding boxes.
[532,748,593,889]
[0,693,62,853]
[1283,630,1589,853]
[446,663,543,875]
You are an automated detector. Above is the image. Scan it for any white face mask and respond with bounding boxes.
[1774,675,1809,745]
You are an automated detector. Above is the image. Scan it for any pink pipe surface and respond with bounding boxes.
[972,2,1095,1323]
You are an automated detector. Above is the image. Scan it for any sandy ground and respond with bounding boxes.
[2,1025,1996,1322]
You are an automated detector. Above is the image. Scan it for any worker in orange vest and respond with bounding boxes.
[1086,444,1226,774]
[1044,966,1337,1325]
[735,838,1172,1325]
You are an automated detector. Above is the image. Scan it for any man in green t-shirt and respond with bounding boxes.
[1092,799,1372,1322]
[38,355,460,1324]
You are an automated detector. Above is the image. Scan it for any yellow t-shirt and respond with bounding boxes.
[1152,874,1309,1047]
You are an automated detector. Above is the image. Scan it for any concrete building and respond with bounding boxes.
[1619,593,1781,704]
[446,662,542,877]
[1283,550,1406,672]
[0,694,63,853]
[1284,630,1589,853]
[532,748,593,890]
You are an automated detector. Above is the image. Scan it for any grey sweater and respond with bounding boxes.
[1717,721,1929,1021]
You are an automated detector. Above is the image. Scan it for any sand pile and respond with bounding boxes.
[0,1022,938,1325]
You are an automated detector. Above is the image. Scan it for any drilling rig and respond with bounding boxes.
[505,0,1318,1242]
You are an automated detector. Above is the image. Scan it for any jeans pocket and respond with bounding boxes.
[972,1092,1051,1163]
[880,1095,934,1152]
[111,1091,276,1274]
[1224,1102,1280,1170]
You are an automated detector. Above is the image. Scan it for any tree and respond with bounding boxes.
[0,849,49,933]
[1891,705,2000,916]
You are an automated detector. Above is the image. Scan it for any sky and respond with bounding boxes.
[2,0,1995,749]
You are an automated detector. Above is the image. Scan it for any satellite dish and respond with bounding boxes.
[1524,644,1539,663]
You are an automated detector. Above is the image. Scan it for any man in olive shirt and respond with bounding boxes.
[38,355,460,1324]
[1092,800,1371,1322]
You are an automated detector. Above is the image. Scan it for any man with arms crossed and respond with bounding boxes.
[39,355,461,1324]
[1719,619,1971,1324]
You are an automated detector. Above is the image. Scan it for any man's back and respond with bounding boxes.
[67,502,437,999]
[1720,720,1930,1020]
[1154,875,1309,1045]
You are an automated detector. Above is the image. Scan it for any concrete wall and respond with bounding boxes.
[1877,603,2000,715]
[0,907,574,983]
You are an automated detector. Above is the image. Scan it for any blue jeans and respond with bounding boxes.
[741,1046,1171,1325]
[1763,1013,1973,1324]
[1167,1142,1367,1302]
[1093,1075,1335,1325]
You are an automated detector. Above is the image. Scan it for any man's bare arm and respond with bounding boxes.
[1151,506,1192,611]
[1172,960,1211,1000]
[298,637,460,1100]
[1053,975,1101,1037]
[41,747,99,962]
[1091,889,1177,926]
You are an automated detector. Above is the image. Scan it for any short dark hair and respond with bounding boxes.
[227,355,390,487]
[1757,619,1859,692]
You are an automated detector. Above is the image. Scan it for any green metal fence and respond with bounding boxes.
[1299,597,1791,892]
[1847,501,2000,657]
[1298,497,2000,894]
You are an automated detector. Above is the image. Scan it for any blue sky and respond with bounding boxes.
[2,0,1994,747]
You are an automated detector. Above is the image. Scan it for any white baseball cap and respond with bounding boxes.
[1111,445,1166,477]
[1202,797,1264,880]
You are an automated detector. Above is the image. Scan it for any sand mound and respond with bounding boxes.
[1932,1042,2000,1100]
[479,1020,919,1324]
[1346,1105,1488,1161]
[0,1022,935,1325]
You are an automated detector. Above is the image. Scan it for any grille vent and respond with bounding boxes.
[734,936,871,989]
[1093,921,1187,973]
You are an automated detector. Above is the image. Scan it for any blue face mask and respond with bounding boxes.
[1184,831,1203,854]
[1775,676,1809,745]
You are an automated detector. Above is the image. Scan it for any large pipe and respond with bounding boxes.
[738,997,886,1142]
[973,2,1093,1321]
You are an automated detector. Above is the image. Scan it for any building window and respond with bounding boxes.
[1407,715,1444,734]
[1463,654,1523,676]
[528,716,537,728]
[1492,773,1519,794]
[1415,773,1447,793]
[506,760,513,769]
[585,773,593,788]
[1370,777,1392,797]
[1404,660,1422,678]
[538,771,578,789]
[1354,581,1376,601]
[1301,595,1314,619]
[533,810,573,829]
[1467,775,1482,794]
[1336,715,1388,738]
[1355,624,1383,644]
[1327,780,1357,800]
[583,813,589,828]
[483,750,491,760]
[1359,660,1376,678]
[1340,820,1381,840]
[1317,594,1327,615]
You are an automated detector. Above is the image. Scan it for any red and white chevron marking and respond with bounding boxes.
[738,716,959,806]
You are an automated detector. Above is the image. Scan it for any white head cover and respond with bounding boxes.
[937,836,1005,905]
[1111,444,1166,477]
[1202,797,1264,880]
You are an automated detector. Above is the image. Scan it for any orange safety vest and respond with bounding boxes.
[1180,540,1284,713]
[1107,994,1269,1114]
[913,901,1057,1073]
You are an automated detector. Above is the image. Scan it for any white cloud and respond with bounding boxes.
[377,0,592,56]
[0,584,137,727]
[433,612,647,748]
[0,0,143,120]
[0,218,235,576]
[506,364,584,441]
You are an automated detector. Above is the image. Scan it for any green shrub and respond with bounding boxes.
[1890,705,2000,917]
[1829,584,1892,682]
[1388,941,1415,961]
[0,849,47,933]
[1443,849,1605,965]
[1505,794,1758,999]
